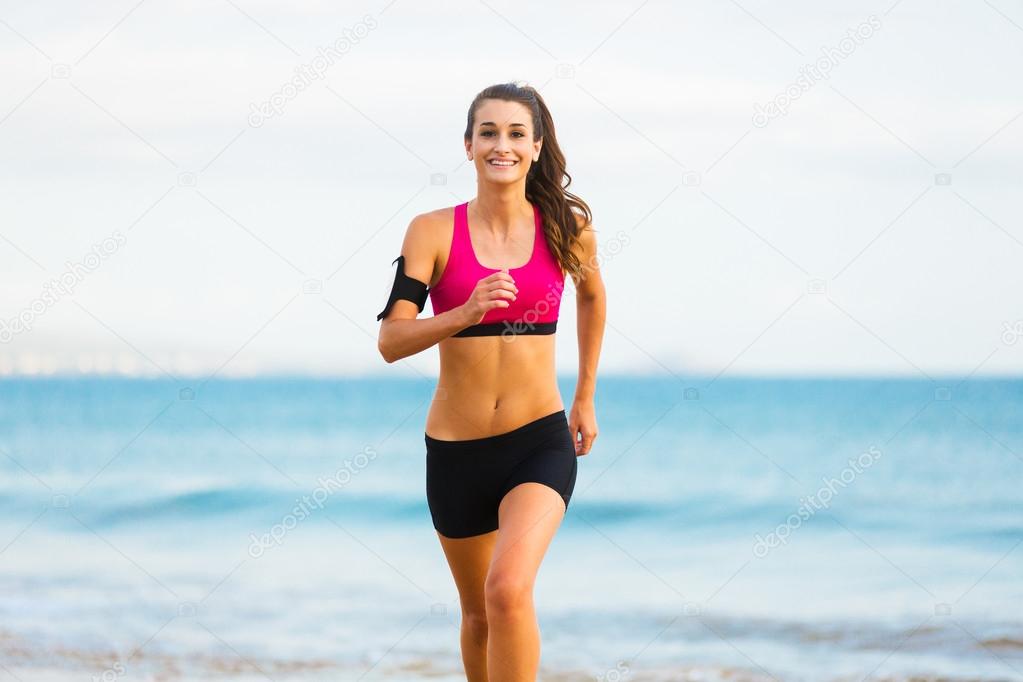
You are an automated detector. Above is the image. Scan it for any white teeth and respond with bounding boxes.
[489,160,516,166]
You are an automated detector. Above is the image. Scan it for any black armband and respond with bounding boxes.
[376,255,429,321]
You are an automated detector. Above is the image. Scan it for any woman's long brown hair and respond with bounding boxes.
[464,82,592,285]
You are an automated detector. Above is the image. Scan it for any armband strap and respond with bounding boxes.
[376,255,429,321]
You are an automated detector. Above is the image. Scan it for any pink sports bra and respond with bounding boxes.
[430,201,565,338]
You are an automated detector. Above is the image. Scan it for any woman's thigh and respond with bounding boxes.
[437,530,497,616]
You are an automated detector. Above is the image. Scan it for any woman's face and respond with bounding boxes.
[466,99,542,183]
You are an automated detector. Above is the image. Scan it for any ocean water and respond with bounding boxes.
[0,376,1020,681]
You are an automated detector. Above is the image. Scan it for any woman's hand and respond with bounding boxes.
[568,399,597,456]
[458,270,518,326]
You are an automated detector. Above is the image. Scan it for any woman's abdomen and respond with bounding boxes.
[425,337,562,440]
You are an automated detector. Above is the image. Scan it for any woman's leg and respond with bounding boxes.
[485,482,567,682]
[437,529,498,681]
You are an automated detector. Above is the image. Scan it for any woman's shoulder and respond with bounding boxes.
[407,205,457,235]
[403,205,454,239]
[566,208,597,264]
[569,207,592,231]
[400,206,458,286]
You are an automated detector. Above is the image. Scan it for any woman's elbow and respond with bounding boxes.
[577,284,606,305]
[377,329,398,364]
[379,343,402,364]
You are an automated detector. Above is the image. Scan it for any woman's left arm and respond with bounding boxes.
[568,213,606,456]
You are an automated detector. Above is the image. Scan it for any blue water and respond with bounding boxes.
[1,376,1020,681]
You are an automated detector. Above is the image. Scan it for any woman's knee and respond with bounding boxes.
[462,608,489,640]
[484,572,533,616]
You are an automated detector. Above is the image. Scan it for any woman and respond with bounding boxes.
[376,82,606,681]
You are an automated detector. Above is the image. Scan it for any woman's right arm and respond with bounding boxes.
[376,215,518,363]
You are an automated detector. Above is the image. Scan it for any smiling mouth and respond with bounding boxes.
[488,159,518,167]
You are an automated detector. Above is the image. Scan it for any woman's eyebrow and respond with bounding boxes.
[479,121,527,127]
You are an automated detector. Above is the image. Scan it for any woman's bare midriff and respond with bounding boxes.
[425,334,563,440]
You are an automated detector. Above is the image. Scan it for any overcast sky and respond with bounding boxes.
[1,1,1021,379]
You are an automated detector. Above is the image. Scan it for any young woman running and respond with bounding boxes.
[376,82,606,681]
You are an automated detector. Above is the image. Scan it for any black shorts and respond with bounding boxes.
[425,409,578,539]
